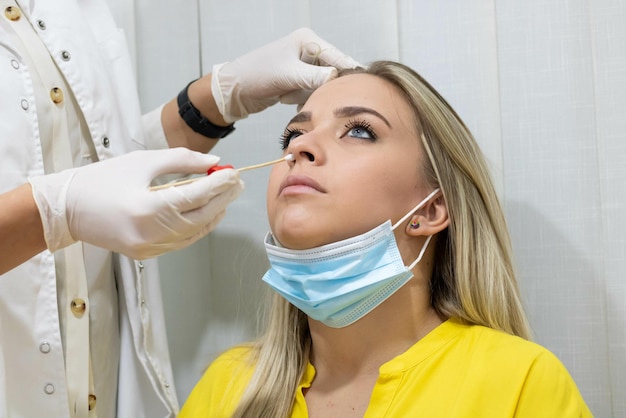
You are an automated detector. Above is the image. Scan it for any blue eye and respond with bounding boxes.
[279,127,304,150]
[344,119,377,141]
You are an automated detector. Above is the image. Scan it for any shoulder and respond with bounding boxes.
[480,325,540,349]
[200,345,256,388]
[209,345,255,368]
[178,346,256,418]
[451,320,552,361]
[398,319,555,382]
[453,322,568,379]
[453,322,592,416]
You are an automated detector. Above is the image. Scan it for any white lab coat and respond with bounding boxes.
[0,0,178,416]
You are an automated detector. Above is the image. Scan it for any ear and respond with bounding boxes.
[405,190,449,237]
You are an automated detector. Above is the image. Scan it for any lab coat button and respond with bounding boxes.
[88,394,97,410]
[39,342,51,354]
[37,19,46,30]
[70,298,87,317]
[61,50,71,61]
[50,87,64,104]
[102,137,110,148]
[4,6,21,21]
[11,59,19,69]
[21,99,29,110]
[44,383,55,394]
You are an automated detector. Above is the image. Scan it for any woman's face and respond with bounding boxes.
[267,73,430,249]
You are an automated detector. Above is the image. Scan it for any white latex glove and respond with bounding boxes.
[29,148,243,259]
[212,27,361,123]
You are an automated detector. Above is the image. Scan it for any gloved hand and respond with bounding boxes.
[212,27,361,123]
[29,148,243,259]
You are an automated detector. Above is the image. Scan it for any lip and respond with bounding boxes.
[279,175,327,195]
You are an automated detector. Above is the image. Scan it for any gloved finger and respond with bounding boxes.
[180,180,239,225]
[160,169,243,213]
[279,89,314,105]
[316,46,361,70]
[150,188,236,254]
[293,28,360,69]
[300,40,324,65]
[187,210,228,242]
[126,204,224,260]
[288,64,337,91]
[300,37,360,70]
[149,148,222,177]
[149,210,228,258]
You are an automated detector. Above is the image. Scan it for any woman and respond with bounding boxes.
[179,61,592,417]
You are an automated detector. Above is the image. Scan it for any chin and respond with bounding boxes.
[270,225,329,249]
[269,212,323,249]
[273,231,316,250]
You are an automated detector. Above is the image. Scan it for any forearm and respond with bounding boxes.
[0,183,47,274]
[161,74,228,153]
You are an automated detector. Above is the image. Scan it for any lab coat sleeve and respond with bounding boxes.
[142,104,169,150]
[141,103,193,185]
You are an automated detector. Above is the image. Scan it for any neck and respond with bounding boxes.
[308,274,444,379]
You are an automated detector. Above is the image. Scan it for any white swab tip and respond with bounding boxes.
[284,153,295,162]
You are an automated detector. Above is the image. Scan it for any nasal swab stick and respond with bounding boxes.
[238,153,294,172]
[149,154,294,191]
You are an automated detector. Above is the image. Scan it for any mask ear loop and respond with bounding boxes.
[408,235,433,270]
[398,132,446,270]
[392,188,440,230]
[392,188,440,270]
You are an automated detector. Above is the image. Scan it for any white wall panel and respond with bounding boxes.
[496,1,611,415]
[591,0,626,415]
[133,0,201,111]
[397,0,504,195]
[309,0,399,64]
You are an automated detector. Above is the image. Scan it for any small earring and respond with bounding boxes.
[410,220,420,229]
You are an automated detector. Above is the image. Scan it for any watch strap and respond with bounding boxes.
[177,80,235,139]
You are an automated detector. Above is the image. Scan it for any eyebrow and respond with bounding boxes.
[334,106,391,128]
[286,106,392,128]
[287,112,311,125]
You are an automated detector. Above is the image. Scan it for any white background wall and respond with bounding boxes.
[110,1,625,416]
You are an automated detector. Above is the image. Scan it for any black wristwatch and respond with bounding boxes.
[177,80,235,139]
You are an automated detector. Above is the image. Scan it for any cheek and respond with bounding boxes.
[369,163,411,191]
[266,167,286,218]
[363,166,422,215]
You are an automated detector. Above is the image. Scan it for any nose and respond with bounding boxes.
[286,134,319,164]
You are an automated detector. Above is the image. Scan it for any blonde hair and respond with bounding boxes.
[232,60,530,418]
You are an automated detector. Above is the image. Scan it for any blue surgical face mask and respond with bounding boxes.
[262,189,440,328]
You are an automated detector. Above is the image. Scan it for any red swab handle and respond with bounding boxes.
[207,164,234,175]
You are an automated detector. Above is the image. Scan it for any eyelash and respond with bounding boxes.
[278,118,378,150]
[344,118,377,141]
[279,127,303,150]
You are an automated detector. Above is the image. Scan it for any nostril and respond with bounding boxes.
[303,151,314,162]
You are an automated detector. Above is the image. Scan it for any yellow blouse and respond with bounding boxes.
[179,319,592,417]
